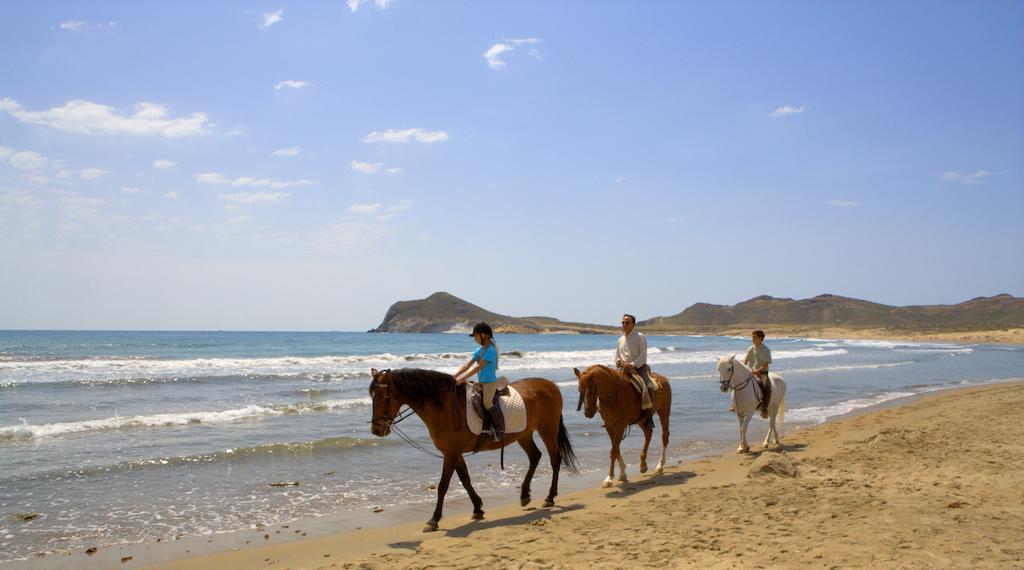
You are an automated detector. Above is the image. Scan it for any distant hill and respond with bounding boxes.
[370,292,1024,336]
[639,293,1024,333]
[369,292,615,334]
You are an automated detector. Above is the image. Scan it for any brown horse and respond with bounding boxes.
[573,365,671,487]
[369,368,579,532]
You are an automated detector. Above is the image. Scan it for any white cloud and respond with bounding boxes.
[348,199,412,221]
[826,200,860,207]
[768,105,806,118]
[8,150,49,170]
[615,176,627,184]
[164,191,179,199]
[940,170,991,185]
[0,97,210,137]
[363,128,449,144]
[57,20,117,33]
[347,0,394,13]
[219,191,290,205]
[384,167,403,175]
[484,38,541,69]
[0,147,12,161]
[225,215,254,225]
[195,172,317,189]
[273,146,301,157]
[348,202,382,215]
[351,160,382,174]
[260,9,283,29]
[121,186,144,194]
[195,172,229,185]
[80,168,108,180]
[274,80,309,91]
[152,159,176,169]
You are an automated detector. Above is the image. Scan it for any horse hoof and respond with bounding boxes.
[423,522,438,532]
[737,447,749,454]
[472,511,485,520]
[520,496,531,507]
[617,477,629,484]
[601,478,613,488]
[655,467,664,475]
[639,464,648,474]
[542,499,555,508]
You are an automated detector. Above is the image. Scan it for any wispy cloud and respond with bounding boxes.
[0,97,210,137]
[615,176,627,184]
[260,9,283,29]
[940,170,991,185]
[121,186,144,194]
[219,191,290,205]
[164,191,179,200]
[484,38,541,70]
[274,80,309,91]
[826,199,860,207]
[272,146,301,157]
[196,172,317,189]
[351,160,382,174]
[5,150,50,170]
[768,105,806,118]
[152,159,176,169]
[314,199,412,254]
[384,167,403,175]
[363,128,448,144]
[59,20,86,31]
[80,168,108,180]
[346,0,394,13]
[58,20,117,33]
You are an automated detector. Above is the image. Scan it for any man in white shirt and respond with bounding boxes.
[615,314,655,426]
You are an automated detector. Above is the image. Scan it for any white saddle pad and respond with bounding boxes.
[465,381,527,436]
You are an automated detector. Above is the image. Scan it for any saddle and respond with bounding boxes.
[624,370,660,395]
[464,378,527,436]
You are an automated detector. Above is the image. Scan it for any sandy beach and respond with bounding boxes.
[13,380,1014,569]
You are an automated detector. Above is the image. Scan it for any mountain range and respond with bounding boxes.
[370,292,1024,335]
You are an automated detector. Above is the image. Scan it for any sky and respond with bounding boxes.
[1,1,1022,331]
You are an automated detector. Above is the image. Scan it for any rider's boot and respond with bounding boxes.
[490,405,505,442]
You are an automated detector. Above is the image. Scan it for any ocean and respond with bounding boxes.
[1,330,1022,562]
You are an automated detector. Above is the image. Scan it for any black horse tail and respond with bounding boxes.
[557,415,581,473]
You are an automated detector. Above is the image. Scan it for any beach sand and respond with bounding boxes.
[11,382,1022,569]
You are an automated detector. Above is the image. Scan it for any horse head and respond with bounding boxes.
[573,367,599,418]
[368,368,397,437]
[716,356,736,392]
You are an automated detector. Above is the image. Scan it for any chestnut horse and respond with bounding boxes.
[573,365,671,487]
[369,368,579,532]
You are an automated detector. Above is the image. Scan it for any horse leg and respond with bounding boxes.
[615,434,629,483]
[655,405,669,474]
[537,420,561,507]
[517,436,542,507]
[639,421,653,474]
[454,456,484,520]
[424,454,457,532]
[737,412,752,453]
[603,426,624,487]
[763,410,777,449]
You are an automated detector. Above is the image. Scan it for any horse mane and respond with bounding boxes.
[376,368,465,407]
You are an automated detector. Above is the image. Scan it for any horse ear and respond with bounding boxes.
[371,368,379,377]
[729,355,735,362]
[573,367,582,378]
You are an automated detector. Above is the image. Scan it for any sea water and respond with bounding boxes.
[1,330,1021,561]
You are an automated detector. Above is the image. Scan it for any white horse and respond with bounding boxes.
[715,355,787,453]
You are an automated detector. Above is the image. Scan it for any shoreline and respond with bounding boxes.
[6,379,1021,569]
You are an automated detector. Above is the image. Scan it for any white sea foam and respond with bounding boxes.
[0,346,849,385]
[786,392,916,424]
[0,397,371,440]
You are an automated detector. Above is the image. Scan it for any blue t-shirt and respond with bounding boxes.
[472,344,498,383]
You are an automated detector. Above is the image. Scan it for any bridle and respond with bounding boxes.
[720,360,753,392]
[370,370,417,432]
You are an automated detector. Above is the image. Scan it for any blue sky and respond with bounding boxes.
[1,1,1022,330]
